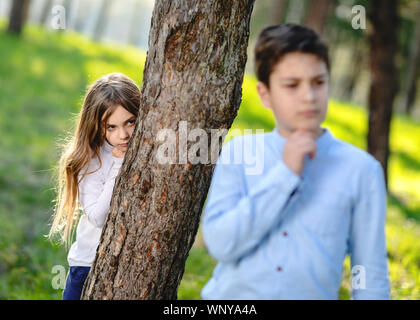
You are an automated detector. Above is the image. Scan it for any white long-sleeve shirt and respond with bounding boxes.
[67,140,124,267]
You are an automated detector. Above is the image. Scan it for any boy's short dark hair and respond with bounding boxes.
[254,24,330,87]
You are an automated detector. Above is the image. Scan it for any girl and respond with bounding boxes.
[48,73,141,300]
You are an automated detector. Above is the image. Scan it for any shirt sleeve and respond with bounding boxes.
[78,156,124,228]
[202,137,301,263]
[349,160,390,300]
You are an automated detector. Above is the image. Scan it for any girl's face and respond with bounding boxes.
[104,105,137,152]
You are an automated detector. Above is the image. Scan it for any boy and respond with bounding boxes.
[201,24,390,300]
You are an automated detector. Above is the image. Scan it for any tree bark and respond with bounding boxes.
[7,0,30,35]
[367,0,400,188]
[81,0,255,300]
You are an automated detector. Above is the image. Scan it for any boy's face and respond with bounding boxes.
[257,52,329,137]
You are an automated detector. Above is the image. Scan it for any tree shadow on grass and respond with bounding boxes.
[388,192,420,223]
[392,151,420,172]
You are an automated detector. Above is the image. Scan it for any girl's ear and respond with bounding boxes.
[256,81,272,110]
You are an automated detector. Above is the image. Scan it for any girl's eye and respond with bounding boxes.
[107,120,135,131]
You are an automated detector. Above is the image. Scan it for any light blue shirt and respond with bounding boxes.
[201,127,390,300]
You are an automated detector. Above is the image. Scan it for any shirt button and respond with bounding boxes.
[283,231,288,237]
[276,266,283,272]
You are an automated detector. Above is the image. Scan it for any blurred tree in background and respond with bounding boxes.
[367,0,400,187]
[399,1,420,115]
[93,0,112,41]
[7,0,30,35]
[304,0,335,36]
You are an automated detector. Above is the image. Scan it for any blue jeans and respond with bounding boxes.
[62,266,91,300]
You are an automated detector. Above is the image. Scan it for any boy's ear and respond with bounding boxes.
[256,81,271,109]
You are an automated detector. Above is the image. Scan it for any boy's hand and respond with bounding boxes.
[282,130,317,176]
[112,147,126,158]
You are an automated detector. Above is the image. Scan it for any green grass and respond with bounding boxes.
[0,23,419,300]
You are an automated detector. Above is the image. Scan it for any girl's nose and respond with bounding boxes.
[119,128,129,139]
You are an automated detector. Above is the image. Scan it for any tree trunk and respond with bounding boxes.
[367,0,400,188]
[270,0,288,25]
[39,0,53,26]
[93,0,112,41]
[402,3,420,115]
[128,0,143,46]
[63,0,72,29]
[7,0,30,35]
[81,0,255,300]
[343,39,364,100]
[304,0,333,36]
[285,0,306,24]
[73,0,87,33]
[405,64,419,115]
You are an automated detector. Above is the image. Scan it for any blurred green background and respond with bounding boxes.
[0,0,420,300]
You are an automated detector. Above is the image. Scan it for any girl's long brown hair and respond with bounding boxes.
[48,73,141,248]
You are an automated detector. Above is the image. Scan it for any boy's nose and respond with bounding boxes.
[301,84,316,102]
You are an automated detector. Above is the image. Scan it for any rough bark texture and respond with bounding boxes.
[81,0,255,300]
[367,0,400,188]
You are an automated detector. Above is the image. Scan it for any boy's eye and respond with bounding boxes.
[285,84,298,88]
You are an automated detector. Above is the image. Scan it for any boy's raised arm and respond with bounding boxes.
[202,136,301,263]
[349,160,390,300]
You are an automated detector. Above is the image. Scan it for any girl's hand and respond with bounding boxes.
[112,147,126,158]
